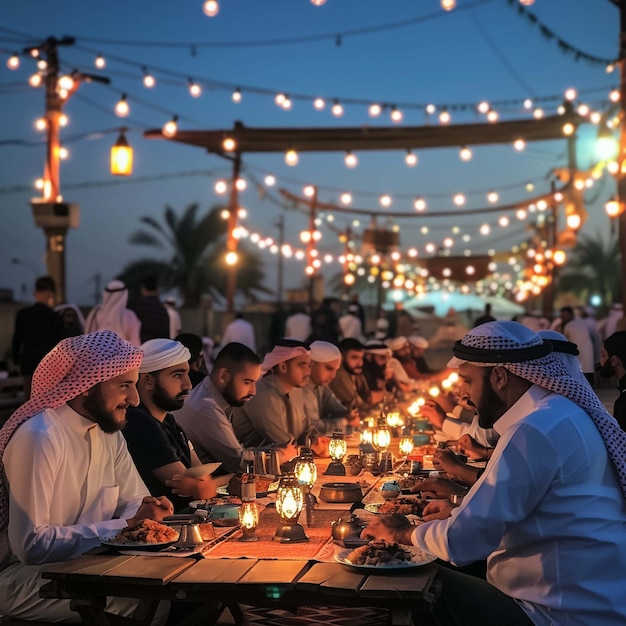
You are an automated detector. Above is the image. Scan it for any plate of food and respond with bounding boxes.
[183,462,221,479]
[335,540,436,570]
[217,473,279,498]
[365,496,429,517]
[189,495,241,509]
[100,519,179,551]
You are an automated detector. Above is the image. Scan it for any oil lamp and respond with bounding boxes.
[325,429,348,476]
[273,472,308,543]
[238,500,259,541]
[294,448,318,526]
[399,436,415,458]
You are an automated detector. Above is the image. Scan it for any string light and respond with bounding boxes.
[59,113,69,127]
[487,190,499,203]
[188,79,202,97]
[59,146,69,160]
[513,139,526,151]
[380,194,392,207]
[562,122,575,136]
[477,101,490,114]
[368,103,382,117]
[275,93,286,106]
[313,97,325,110]
[115,94,130,117]
[441,0,456,10]
[215,180,228,194]
[34,117,47,131]
[58,75,75,91]
[311,0,327,4]
[303,185,315,198]
[453,193,466,206]
[37,60,47,71]
[564,88,577,101]
[235,178,247,191]
[414,197,426,211]
[7,54,19,70]
[344,151,358,168]
[533,108,544,119]
[264,175,276,186]
[232,87,242,103]
[222,136,236,152]
[332,100,344,117]
[405,150,418,166]
[162,115,179,138]
[95,54,106,69]
[142,67,156,88]
[225,251,238,265]
[439,110,451,124]
[390,107,403,123]
[609,89,620,103]
[340,192,352,204]
[203,0,219,17]
[487,109,499,123]
[459,146,472,161]
[523,98,533,110]
[281,95,293,110]
[29,73,42,87]
[426,103,436,115]
[285,149,299,166]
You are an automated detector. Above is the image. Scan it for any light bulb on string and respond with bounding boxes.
[311,0,326,4]
[487,190,499,203]
[285,149,299,166]
[29,48,39,58]
[281,95,292,110]
[459,146,472,161]
[34,60,45,71]
[562,123,575,136]
[222,136,236,152]
[519,0,535,5]
[58,75,75,91]
[380,194,392,208]
[513,139,526,151]
[344,151,358,168]
[523,98,533,110]
[564,88,577,102]
[303,185,315,198]
[59,145,69,160]
[115,94,130,117]
[313,97,325,110]
[610,89,620,103]
[340,192,352,205]
[390,107,403,123]
[368,103,382,117]
[232,88,242,103]
[142,68,155,88]
[29,73,42,87]
[59,113,69,127]
[425,103,436,115]
[203,0,219,16]
[332,100,344,117]
[235,178,247,191]
[439,110,451,124]
[95,54,105,69]
[162,116,178,138]
[533,108,544,119]
[405,150,417,166]
[275,93,286,106]
[453,193,466,206]
[487,109,499,123]
[188,79,202,97]
[7,54,19,69]
[264,175,276,186]
[477,101,490,114]
[414,197,426,211]
[215,180,228,195]
[34,117,47,131]
[441,0,456,10]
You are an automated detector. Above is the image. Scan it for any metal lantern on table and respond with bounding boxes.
[238,482,259,542]
[273,472,308,543]
[294,447,318,527]
[399,435,415,458]
[372,413,391,455]
[325,429,347,476]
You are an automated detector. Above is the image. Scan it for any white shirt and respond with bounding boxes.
[174,375,245,474]
[411,386,626,626]
[3,405,147,566]
[284,313,312,342]
[338,314,363,341]
[220,318,256,352]
[441,413,497,448]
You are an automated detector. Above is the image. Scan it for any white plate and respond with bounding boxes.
[183,462,222,478]
[335,547,436,570]
[100,535,178,551]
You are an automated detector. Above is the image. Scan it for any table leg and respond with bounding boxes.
[70,597,160,626]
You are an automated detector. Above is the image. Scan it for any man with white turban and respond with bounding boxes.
[85,280,141,346]
[0,331,173,622]
[122,339,218,511]
[302,341,360,436]
[363,321,626,626]
[232,339,328,455]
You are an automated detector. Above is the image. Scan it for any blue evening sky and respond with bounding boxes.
[0,0,614,306]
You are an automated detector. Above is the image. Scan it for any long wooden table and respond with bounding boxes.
[40,552,440,626]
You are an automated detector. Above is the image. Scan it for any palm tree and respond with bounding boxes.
[557,230,620,311]
[118,203,270,307]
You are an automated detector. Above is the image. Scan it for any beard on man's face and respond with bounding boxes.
[222,379,253,408]
[476,370,508,429]
[597,360,616,379]
[344,361,362,375]
[152,378,187,412]
[83,385,127,434]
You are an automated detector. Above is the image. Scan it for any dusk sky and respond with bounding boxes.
[0,0,614,307]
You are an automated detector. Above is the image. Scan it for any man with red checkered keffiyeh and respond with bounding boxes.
[362,321,626,626]
[0,331,173,622]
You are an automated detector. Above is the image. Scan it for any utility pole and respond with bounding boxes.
[26,37,109,304]
[225,153,242,317]
[275,214,285,306]
[618,0,626,310]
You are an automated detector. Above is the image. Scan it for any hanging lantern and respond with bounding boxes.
[110,130,133,176]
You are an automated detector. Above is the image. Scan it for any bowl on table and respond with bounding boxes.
[319,482,363,503]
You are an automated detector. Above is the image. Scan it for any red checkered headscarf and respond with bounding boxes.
[448,321,626,499]
[0,331,143,549]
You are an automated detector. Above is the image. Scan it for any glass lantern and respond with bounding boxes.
[325,429,347,476]
[273,472,308,543]
[372,414,391,454]
[238,499,259,542]
[295,447,317,526]
[399,436,415,458]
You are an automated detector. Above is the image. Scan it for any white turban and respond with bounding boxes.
[408,335,429,349]
[139,339,190,373]
[385,336,408,352]
[364,340,391,356]
[309,340,341,363]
